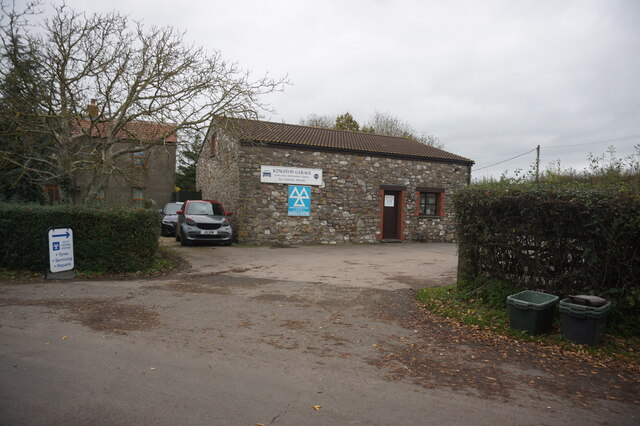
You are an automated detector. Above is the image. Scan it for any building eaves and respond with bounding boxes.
[214,116,474,165]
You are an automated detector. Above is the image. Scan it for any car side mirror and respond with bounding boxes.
[225,211,233,216]
[176,210,183,215]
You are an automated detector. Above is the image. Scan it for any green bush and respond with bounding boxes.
[453,182,640,336]
[0,204,159,272]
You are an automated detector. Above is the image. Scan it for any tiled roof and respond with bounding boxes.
[214,117,473,164]
[75,119,177,143]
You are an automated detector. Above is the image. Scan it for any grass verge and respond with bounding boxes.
[417,285,640,365]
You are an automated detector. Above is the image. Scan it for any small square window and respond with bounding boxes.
[418,191,444,216]
[420,193,437,215]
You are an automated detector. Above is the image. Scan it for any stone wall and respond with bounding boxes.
[196,129,241,214]
[197,140,470,245]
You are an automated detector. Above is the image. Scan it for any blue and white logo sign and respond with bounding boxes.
[288,185,311,216]
[48,227,74,273]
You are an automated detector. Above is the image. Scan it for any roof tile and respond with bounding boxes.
[76,119,177,143]
[215,117,472,164]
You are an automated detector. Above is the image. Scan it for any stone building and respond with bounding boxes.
[196,117,473,244]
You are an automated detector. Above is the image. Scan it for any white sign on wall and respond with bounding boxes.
[48,227,74,273]
[384,195,395,207]
[261,165,323,186]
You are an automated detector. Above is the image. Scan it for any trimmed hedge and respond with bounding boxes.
[0,204,159,272]
[453,183,640,335]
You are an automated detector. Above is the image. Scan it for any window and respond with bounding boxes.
[416,187,445,217]
[95,187,106,206]
[131,187,144,207]
[186,201,224,216]
[96,187,106,199]
[420,193,438,216]
[209,133,217,157]
[133,146,146,168]
[44,185,60,205]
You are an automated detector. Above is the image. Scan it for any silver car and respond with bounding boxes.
[175,200,233,246]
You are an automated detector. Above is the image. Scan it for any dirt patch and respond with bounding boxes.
[1,297,158,334]
[269,244,298,249]
[265,336,300,350]
[184,273,271,288]
[146,273,272,294]
[251,293,312,306]
[366,295,640,406]
[164,282,232,295]
[280,319,310,330]
[388,274,457,289]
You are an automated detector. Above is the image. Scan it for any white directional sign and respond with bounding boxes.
[48,228,74,273]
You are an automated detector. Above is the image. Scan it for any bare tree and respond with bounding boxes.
[0,2,288,203]
[362,110,413,137]
[298,113,334,128]
[297,110,444,149]
[363,110,443,148]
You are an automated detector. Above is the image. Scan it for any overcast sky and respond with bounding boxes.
[38,0,640,179]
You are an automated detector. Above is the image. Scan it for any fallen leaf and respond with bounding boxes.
[61,336,68,340]
[149,367,156,371]
[312,405,321,411]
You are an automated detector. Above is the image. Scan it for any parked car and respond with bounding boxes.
[159,202,184,236]
[176,200,233,246]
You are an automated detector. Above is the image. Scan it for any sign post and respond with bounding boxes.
[46,227,75,280]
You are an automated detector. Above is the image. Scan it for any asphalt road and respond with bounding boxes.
[1,241,638,425]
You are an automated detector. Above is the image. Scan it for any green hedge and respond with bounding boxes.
[453,183,640,335]
[0,204,159,272]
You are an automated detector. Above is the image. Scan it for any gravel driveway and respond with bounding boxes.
[1,240,638,425]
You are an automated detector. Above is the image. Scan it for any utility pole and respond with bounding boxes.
[535,145,540,183]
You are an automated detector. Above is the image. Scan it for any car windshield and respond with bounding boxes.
[163,203,183,214]
[186,202,224,216]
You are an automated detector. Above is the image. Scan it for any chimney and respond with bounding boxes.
[87,99,99,119]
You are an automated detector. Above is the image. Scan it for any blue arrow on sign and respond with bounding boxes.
[52,231,70,238]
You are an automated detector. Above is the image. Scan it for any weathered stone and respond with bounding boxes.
[196,128,471,245]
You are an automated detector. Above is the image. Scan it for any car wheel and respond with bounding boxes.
[180,230,190,246]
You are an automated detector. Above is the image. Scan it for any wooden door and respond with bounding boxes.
[382,190,400,239]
